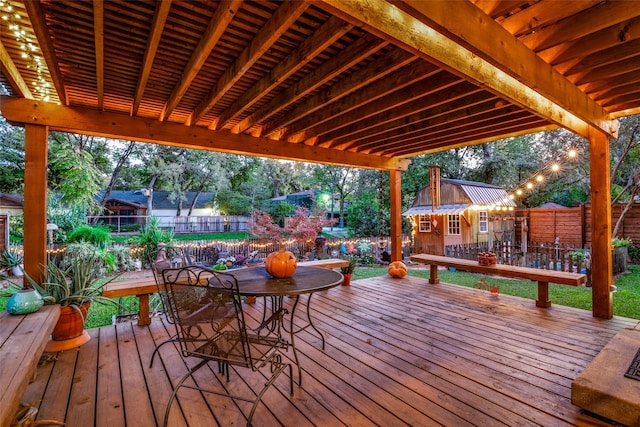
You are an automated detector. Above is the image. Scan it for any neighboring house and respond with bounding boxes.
[0,193,23,251]
[264,190,325,210]
[403,178,516,255]
[98,190,216,227]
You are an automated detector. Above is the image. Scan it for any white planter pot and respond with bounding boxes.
[11,265,24,276]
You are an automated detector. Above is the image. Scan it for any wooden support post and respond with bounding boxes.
[429,264,440,284]
[589,128,613,319]
[389,169,402,262]
[137,294,151,326]
[536,281,551,308]
[23,124,49,285]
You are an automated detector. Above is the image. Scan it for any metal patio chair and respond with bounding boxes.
[161,265,293,427]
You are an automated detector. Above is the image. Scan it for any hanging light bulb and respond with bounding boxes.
[526,182,533,189]
[551,163,559,172]
[536,175,544,182]
[568,149,577,158]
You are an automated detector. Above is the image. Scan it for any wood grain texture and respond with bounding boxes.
[24,276,638,426]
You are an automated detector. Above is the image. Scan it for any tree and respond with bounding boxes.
[0,116,24,193]
[610,115,640,237]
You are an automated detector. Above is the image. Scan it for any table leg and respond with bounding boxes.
[289,295,303,386]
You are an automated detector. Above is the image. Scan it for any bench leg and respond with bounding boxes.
[429,264,440,284]
[137,294,151,326]
[536,281,551,308]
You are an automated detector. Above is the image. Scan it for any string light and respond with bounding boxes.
[508,147,583,202]
[0,0,52,102]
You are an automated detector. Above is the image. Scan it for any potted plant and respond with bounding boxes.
[26,251,119,351]
[1,248,24,276]
[340,254,358,285]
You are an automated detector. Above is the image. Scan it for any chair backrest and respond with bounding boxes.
[161,266,253,367]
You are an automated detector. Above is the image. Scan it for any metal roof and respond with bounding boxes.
[403,204,469,216]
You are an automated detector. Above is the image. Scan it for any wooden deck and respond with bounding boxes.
[22,275,638,426]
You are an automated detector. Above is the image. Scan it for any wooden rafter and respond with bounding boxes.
[264,48,415,139]
[190,0,309,125]
[499,1,600,38]
[132,0,171,116]
[93,0,104,110]
[311,69,464,144]
[213,15,353,131]
[0,96,410,171]
[340,93,499,152]
[161,0,241,122]
[233,33,387,135]
[22,0,66,104]
[0,40,32,98]
[284,54,436,143]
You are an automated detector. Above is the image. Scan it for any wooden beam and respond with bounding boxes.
[23,124,48,285]
[318,0,618,139]
[94,0,104,110]
[23,0,67,105]
[0,96,410,171]
[389,170,402,262]
[0,40,32,98]
[589,128,613,319]
[191,0,309,125]
[132,0,172,116]
[162,0,240,121]
[214,15,353,131]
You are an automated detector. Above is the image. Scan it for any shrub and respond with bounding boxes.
[66,225,111,249]
[108,245,136,272]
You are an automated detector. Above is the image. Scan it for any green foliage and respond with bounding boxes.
[26,250,118,309]
[47,193,87,243]
[0,247,23,268]
[8,214,23,244]
[136,217,174,262]
[628,245,640,264]
[108,245,136,272]
[612,237,633,248]
[48,136,103,215]
[264,201,297,226]
[340,254,359,274]
[0,117,25,193]
[66,225,111,248]
[216,188,253,215]
[346,192,387,237]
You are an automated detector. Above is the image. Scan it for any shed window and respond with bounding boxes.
[418,215,431,232]
[447,214,461,235]
[478,211,488,233]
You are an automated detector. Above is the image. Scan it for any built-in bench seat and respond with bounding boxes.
[0,305,60,427]
[102,258,350,326]
[410,253,587,307]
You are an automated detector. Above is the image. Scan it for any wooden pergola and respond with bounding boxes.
[1,0,639,319]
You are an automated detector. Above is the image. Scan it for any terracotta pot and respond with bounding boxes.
[342,273,352,286]
[52,303,90,341]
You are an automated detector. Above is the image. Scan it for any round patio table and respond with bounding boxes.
[222,265,343,386]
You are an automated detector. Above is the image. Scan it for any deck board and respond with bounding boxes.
[24,275,638,426]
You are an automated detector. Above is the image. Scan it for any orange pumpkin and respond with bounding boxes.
[388,261,408,278]
[265,247,297,278]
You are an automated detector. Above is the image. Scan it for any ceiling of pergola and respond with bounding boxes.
[1,0,639,170]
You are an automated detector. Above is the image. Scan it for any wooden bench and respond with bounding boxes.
[410,253,587,308]
[102,258,350,326]
[0,305,60,427]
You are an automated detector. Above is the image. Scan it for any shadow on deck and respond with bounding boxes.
[23,275,639,426]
